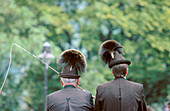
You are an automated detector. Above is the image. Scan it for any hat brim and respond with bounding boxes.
[59,74,81,79]
[109,60,131,68]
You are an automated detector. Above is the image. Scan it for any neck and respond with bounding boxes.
[63,83,77,88]
[114,76,126,79]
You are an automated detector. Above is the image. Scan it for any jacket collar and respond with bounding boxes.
[64,85,76,89]
[114,77,126,80]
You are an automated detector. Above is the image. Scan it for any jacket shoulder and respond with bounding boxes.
[47,89,63,98]
[77,88,92,96]
[127,80,143,87]
[47,88,92,97]
[96,80,113,90]
[97,80,143,90]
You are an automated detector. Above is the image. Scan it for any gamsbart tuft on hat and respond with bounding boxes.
[58,49,86,79]
[99,40,125,65]
[99,40,131,68]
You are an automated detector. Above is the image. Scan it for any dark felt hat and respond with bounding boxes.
[58,49,86,79]
[99,40,124,64]
[108,52,131,68]
[59,64,80,79]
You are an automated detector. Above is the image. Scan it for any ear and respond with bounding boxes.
[76,79,79,85]
[124,68,128,78]
[126,68,128,74]
[60,79,64,87]
[111,68,113,74]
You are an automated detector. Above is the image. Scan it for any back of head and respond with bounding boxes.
[112,64,128,78]
[61,77,78,85]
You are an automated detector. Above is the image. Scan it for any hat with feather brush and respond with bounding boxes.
[58,49,86,79]
[99,40,131,68]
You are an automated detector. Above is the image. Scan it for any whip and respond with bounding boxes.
[0,43,95,99]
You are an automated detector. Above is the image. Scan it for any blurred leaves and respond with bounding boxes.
[0,0,169,110]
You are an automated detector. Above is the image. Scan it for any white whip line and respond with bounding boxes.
[0,43,15,91]
[0,43,96,99]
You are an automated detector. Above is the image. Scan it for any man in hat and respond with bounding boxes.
[46,49,94,111]
[94,40,147,111]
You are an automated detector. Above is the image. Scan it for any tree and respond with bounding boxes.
[0,0,169,110]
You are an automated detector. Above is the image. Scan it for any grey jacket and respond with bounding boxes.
[46,85,93,111]
[94,78,147,111]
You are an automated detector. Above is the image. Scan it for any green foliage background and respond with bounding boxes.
[0,0,169,110]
